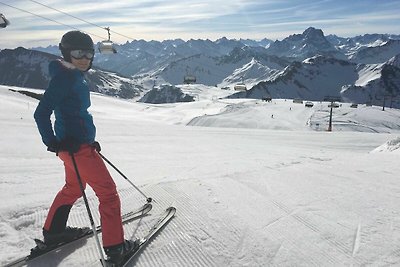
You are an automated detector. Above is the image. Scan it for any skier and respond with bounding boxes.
[33,30,137,264]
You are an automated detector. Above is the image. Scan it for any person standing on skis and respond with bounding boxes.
[34,30,136,264]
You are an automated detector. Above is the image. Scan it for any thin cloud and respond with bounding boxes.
[0,0,399,48]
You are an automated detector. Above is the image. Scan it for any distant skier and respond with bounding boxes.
[33,30,137,264]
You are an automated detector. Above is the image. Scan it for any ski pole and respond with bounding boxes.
[98,152,153,203]
[70,152,106,266]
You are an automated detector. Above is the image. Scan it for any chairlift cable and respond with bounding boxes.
[27,0,136,41]
[0,1,104,40]
[27,0,105,31]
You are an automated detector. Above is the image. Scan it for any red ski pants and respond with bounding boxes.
[43,144,124,247]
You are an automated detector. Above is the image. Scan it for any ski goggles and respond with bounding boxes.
[70,49,94,60]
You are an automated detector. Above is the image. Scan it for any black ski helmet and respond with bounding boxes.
[59,30,94,70]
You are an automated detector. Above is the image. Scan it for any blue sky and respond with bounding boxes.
[0,0,399,49]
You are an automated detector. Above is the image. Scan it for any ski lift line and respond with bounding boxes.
[0,1,80,32]
[0,1,104,40]
[106,28,135,41]
[27,0,104,31]
[27,0,136,41]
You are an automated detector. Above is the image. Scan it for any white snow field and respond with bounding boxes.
[1,84,400,267]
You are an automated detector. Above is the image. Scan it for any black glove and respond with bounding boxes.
[91,141,101,152]
[59,138,81,154]
[47,140,59,154]
[47,138,80,155]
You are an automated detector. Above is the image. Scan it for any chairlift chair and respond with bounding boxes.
[98,40,116,54]
[183,75,196,84]
[98,27,117,54]
[0,14,10,28]
[234,83,247,91]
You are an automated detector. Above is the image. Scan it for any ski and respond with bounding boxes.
[4,203,152,267]
[104,206,176,267]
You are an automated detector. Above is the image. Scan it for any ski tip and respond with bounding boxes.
[166,206,176,214]
[142,203,153,214]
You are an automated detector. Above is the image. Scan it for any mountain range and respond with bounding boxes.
[0,47,144,98]
[1,27,400,106]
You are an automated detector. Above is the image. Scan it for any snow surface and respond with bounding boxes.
[355,63,385,87]
[1,85,400,266]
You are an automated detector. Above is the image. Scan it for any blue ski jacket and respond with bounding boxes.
[34,60,96,147]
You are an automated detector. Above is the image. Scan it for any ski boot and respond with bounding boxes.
[43,226,91,245]
[104,239,139,265]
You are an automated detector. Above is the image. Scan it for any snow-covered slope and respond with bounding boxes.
[372,136,400,153]
[232,55,358,100]
[220,58,279,88]
[341,57,400,106]
[1,85,400,267]
[188,99,400,133]
[228,54,400,108]
[349,40,400,64]
[153,54,236,86]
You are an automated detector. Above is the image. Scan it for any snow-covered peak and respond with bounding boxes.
[303,27,325,40]
[355,63,385,87]
[221,57,276,88]
[265,27,342,60]
[387,54,400,68]
[349,39,400,64]
[231,55,359,101]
